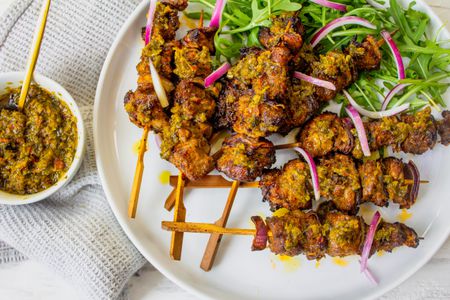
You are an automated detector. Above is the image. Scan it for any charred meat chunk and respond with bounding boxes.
[266,210,326,259]
[400,107,437,155]
[173,45,212,79]
[260,159,314,211]
[173,79,216,122]
[227,47,291,101]
[160,112,214,180]
[182,27,217,53]
[438,110,450,145]
[217,133,275,182]
[258,12,304,53]
[345,36,382,72]
[152,2,182,41]
[371,221,419,256]
[359,160,387,207]
[323,211,366,257]
[298,113,354,158]
[382,157,411,208]
[232,92,287,138]
[124,89,169,132]
[310,51,358,101]
[287,78,320,129]
[160,0,188,10]
[169,137,214,180]
[366,116,408,151]
[212,81,243,130]
[318,154,361,213]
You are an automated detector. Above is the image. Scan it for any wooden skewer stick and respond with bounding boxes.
[128,127,150,218]
[18,0,51,110]
[199,10,204,28]
[163,221,257,236]
[200,180,240,271]
[170,173,186,260]
[168,174,426,188]
[164,174,426,211]
[275,142,301,150]
[164,176,258,211]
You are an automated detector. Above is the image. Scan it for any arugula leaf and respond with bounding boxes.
[223,0,301,34]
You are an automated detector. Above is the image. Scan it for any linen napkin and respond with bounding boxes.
[0,0,148,299]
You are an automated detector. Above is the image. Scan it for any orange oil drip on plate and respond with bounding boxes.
[159,170,171,185]
[397,209,413,222]
[332,257,349,267]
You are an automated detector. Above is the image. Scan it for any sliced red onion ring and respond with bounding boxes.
[381,30,405,80]
[366,0,385,9]
[310,16,376,47]
[294,71,336,91]
[209,0,226,28]
[155,134,162,150]
[149,58,169,108]
[251,216,268,251]
[295,147,320,201]
[360,211,381,272]
[359,261,379,285]
[309,0,347,12]
[345,105,371,157]
[144,0,158,45]
[381,83,411,110]
[343,90,410,119]
[205,62,231,88]
[407,161,420,205]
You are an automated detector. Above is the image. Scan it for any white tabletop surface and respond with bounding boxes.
[0,0,449,299]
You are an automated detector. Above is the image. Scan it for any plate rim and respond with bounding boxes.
[93,1,450,299]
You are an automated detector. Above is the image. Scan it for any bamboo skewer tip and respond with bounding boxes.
[128,127,150,219]
[200,180,240,271]
[18,0,51,110]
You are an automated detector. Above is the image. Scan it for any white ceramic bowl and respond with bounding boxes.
[0,71,85,205]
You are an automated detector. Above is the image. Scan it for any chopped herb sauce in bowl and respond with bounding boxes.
[0,72,85,205]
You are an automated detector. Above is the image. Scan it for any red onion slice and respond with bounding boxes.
[310,16,376,47]
[381,83,410,111]
[343,90,410,119]
[366,0,385,9]
[149,58,169,108]
[294,71,336,91]
[407,161,420,205]
[363,267,379,285]
[205,62,231,88]
[381,30,405,80]
[155,134,162,150]
[360,211,381,272]
[345,105,371,157]
[209,0,226,28]
[359,261,379,285]
[251,216,268,251]
[295,147,320,201]
[144,0,158,45]
[309,0,347,12]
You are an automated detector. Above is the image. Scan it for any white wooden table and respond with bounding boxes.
[0,0,449,299]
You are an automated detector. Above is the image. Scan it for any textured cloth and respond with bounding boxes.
[0,0,148,299]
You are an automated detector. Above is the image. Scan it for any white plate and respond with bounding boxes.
[94,1,450,299]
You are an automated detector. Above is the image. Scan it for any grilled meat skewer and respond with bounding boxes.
[299,108,449,159]
[124,0,185,132]
[259,206,418,259]
[261,153,418,213]
[159,25,218,180]
[162,207,419,259]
